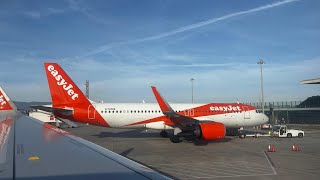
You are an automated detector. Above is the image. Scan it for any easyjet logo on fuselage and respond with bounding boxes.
[210,105,241,112]
[47,65,79,100]
[0,95,6,106]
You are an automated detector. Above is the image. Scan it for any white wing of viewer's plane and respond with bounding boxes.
[0,86,171,180]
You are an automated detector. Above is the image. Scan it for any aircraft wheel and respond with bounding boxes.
[170,135,181,143]
[160,130,168,138]
[239,133,246,139]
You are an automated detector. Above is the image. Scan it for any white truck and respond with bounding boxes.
[29,110,77,128]
[271,125,304,138]
[29,110,61,125]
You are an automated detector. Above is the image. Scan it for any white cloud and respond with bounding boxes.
[51,56,319,103]
[2,56,318,103]
[81,0,300,57]
[24,11,41,19]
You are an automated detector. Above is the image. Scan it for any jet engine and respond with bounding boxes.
[194,122,226,140]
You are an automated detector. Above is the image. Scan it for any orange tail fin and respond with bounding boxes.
[0,87,15,110]
[44,63,88,107]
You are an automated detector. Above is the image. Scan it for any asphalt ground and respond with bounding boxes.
[65,125,320,180]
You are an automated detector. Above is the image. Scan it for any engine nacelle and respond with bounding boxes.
[195,122,226,140]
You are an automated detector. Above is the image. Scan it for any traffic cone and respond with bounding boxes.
[292,144,300,151]
[268,144,276,152]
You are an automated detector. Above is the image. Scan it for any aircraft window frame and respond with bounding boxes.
[116,111,118,113]
[101,111,103,113]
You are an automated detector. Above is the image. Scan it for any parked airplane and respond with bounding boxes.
[0,86,170,179]
[34,62,268,143]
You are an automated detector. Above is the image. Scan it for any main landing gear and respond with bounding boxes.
[170,135,182,143]
[238,127,246,139]
[160,130,168,138]
[169,127,183,143]
[160,130,182,143]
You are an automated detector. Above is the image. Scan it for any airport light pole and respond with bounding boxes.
[257,60,265,113]
[85,80,89,99]
[190,78,195,103]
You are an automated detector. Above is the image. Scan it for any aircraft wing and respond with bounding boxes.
[31,105,73,116]
[0,87,171,180]
[151,86,198,128]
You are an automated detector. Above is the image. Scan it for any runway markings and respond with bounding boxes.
[150,158,276,179]
[264,151,278,175]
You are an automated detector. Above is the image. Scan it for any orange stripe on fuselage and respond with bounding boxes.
[126,103,255,127]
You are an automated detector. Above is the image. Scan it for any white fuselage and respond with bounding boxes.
[92,103,269,129]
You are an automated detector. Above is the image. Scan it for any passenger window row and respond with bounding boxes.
[100,109,242,114]
[100,110,162,114]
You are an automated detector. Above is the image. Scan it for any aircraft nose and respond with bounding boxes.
[263,114,269,123]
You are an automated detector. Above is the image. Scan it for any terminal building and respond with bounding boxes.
[253,78,320,124]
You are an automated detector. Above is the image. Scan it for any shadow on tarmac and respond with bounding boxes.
[92,129,233,146]
[92,129,162,138]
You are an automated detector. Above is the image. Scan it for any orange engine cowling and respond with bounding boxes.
[197,122,226,140]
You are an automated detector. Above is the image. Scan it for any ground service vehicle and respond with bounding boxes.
[272,125,304,138]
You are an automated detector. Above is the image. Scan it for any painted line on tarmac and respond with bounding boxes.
[154,161,274,178]
[157,166,276,179]
[153,161,271,172]
[178,162,272,175]
[263,151,277,175]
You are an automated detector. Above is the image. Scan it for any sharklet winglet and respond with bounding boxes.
[151,86,173,113]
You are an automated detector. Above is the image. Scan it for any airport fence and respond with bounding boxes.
[246,101,320,124]
[246,100,320,109]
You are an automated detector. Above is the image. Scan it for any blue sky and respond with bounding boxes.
[0,0,319,103]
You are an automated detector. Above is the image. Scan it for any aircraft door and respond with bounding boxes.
[88,105,96,119]
[243,106,251,119]
[189,109,194,117]
[184,110,189,116]
[184,109,194,117]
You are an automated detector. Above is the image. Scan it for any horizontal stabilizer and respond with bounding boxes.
[31,105,73,116]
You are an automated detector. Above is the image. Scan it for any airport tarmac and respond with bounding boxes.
[66,125,320,179]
